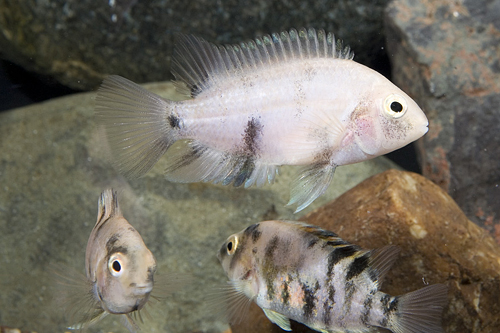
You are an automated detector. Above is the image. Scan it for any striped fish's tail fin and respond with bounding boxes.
[95,75,181,178]
[389,284,448,333]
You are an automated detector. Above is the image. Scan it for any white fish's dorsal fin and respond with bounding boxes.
[95,188,122,226]
[369,245,401,288]
[171,28,354,97]
[262,308,292,331]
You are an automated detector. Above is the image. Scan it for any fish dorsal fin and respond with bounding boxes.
[171,28,354,97]
[369,245,400,288]
[95,188,122,227]
[262,308,292,331]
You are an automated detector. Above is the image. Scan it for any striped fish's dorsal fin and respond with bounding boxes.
[369,245,401,288]
[171,28,354,97]
[95,188,122,227]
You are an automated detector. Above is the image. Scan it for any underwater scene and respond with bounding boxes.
[0,0,499,332]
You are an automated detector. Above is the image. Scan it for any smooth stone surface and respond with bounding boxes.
[384,0,500,242]
[232,170,500,333]
[0,0,390,90]
[0,82,399,332]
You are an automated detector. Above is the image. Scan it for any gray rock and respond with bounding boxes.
[384,0,500,242]
[0,82,399,332]
[0,0,390,90]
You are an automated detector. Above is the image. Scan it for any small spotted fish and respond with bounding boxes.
[217,220,448,333]
[95,28,428,212]
[55,189,165,332]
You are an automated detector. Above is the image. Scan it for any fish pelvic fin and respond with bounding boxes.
[388,284,448,333]
[287,163,336,213]
[95,75,181,178]
[262,308,292,331]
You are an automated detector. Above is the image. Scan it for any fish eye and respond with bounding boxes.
[108,254,124,277]
[384,94,408,119]
[226,235,238,255]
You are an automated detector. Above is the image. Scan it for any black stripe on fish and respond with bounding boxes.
[243,223,262,244]
[322,283,335,326]
[327,245,359,276]
[282,276,290,306]
[105,234,128,255]
[266,274,276,300]
[324,239,351,248]
[264,235,279,261]
[300,225,339,240]
[360,291,375,326]
[343,280,356,313]
[301,280,319,320]
[346,252,370,281]
[307,238,318,248]
[379,294,391,327]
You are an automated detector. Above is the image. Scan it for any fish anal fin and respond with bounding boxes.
[262,308,292,331]
[287,163,336,213]
[369,245,400,288]
[164,140,275,188]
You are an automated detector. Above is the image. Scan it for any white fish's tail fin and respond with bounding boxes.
[95,75,180,178]
[389,284,448,333]
[96,188,122,224]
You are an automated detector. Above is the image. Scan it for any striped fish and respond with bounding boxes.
[217,220,448,333]
[95,27,428,212]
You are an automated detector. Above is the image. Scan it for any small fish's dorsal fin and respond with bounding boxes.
[96,188,122,226]
[262,308,292,331]
[172,28,354,97]
[369,245,400,288]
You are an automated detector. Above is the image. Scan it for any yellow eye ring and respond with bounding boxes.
[226,235,238,255]
[384,94,408,119]
[108,254,124,277]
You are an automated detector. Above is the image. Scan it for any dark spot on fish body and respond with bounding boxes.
[326,245,359,276]
[343,281,356,313]
[379,294,391,327]
[244,223,262,243]
[242,117,263,156]
[264,235,279,261]
[361,291,375,326]
[282,278,290,306]
[346,253,370,281]
[106,234,120,252]
[322,283,335,326]
[388,297,398,313]
[252,247,258,254]
[307,238,318,249]
[168,114,182,129]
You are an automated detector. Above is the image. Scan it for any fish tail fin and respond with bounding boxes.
[388,284,448,333]
[95,75,181,178]
[97,188,122,223]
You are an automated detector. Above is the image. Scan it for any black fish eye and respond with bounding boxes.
[227,241,233,252]
[390,101,403,112]
[112,260,121,272]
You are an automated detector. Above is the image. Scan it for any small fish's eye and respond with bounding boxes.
[108,254,124,277]
[226,235,238,255]
[384,94,407,119]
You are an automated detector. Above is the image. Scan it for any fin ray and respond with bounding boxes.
[262,308,292,331]
[369,245,401,288]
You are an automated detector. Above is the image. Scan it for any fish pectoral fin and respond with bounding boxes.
[287,163,336,213]
[164,140,277,188]
[262,308,292,331]
[67,310,108,329]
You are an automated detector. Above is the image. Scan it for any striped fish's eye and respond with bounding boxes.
[226,235,239,255]
[108,253,124,277]
[384,94,407,119]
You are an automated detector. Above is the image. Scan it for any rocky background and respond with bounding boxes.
[0,0,499,332]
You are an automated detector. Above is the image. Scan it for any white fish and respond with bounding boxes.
[96,28,428,212]
[55,189,161,332]
[217,220,448,333]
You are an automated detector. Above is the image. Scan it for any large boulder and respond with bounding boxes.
[384,0,500,241]
[232,170,500,333]
[0,0,391,91]
[0,82,398,332]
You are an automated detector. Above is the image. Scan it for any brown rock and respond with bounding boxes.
[231,170,500,333]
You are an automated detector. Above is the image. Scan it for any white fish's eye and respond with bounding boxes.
[108,254,124,277]
[226,235,238,255]
[384,94,408,119]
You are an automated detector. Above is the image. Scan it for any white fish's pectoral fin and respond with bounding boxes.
[369,245,400,288]
[205,281,254,325]
[262,308,292,331]
[68,310,108,330]
[164,140,276,188]
[287,163,336,213]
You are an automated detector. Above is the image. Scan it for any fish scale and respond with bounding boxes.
[217,220,448,333]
